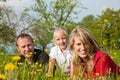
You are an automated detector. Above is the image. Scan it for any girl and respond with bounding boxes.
[46,27,72,76]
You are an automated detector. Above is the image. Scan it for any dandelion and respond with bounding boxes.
[17,62,24,66]
[0,52,4,55]
[11,56,20,61]
[35,62,39,65]
[45,73,53,77]
[95,73,99,76]
[29,71,36,75]
[0,73,5,80]
[25,52,33,58]
[104,19,108,23]
[4,63,17,71]
[111,56,114,59]
[36,69,43,72]
[113,53,117,55]
[39,64,42,67]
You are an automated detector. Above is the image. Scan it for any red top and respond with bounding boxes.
[87,50,120,77]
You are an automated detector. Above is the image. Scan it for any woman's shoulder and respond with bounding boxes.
[94,50,110,61]
[95,50,108,56]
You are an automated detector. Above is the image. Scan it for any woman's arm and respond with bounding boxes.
[70,60,74,80]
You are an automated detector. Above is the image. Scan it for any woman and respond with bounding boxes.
[69,27,120,80]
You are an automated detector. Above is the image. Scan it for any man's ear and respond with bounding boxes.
[17,46,20,52]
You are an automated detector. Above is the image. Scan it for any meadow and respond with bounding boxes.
[0,50,120,80]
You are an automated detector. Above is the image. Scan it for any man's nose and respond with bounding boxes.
[25,46,30,51]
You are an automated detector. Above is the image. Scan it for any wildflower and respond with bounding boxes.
[36,69,43,72]
[29,71,36,75]
[111,56,114,59]
[113,53,117,55]
[39,64,42,68]
[104,19,108,23]
[11,56,20,61]
[0,52,4,55]
[46,73,53,77]
[25,52,33,58]
[17,62,23,66]
[0,73,5,80]
[4,63,16,71]
[95,73,99,76]
[35,62,39,65]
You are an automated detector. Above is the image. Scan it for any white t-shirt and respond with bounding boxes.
[49,46,72,72]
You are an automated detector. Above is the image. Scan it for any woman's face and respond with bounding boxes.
[73,36,90,58]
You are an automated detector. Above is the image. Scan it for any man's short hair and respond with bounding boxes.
[16,33,33,46]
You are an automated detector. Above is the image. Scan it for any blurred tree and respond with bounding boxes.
[0,5,16,45]
[27,0,84,51]
[80,8,120,51]
[98,8,120,50]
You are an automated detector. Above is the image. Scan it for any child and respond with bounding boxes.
[46,27,72,76]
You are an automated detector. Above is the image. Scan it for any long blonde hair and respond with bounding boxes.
[69,27,100,65]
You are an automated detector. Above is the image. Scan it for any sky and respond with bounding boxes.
[0,0,120,22]
[0,0,120,53]
[80,0,120,20]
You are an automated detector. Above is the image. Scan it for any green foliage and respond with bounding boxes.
[0,24,16,44]
[80,8,120,50]
[28,0,83,50]
[0,50,120,80]
[0,4,17,45]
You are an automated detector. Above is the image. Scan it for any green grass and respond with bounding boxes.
[0,50,120,80]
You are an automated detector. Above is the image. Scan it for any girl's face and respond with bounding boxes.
[73,36,90,58]
[54,31,67,51]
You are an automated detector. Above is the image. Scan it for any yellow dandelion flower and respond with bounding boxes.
[33,39,36,43]
[95,73,99,76]
[111,56,114,59]
[104,19,108,23]
[0,73,5,80]
[45,73,53,77]
[0,52,4,55]
[35,62,39,65]
[34,52,37,54]
[25,52,33,58]
[39,64,42,67]
[36,69,43,72]
[4,63,17,70]
[17,62,24,66]
[11,56,20,61]
[30,64,35,68]
[113,53,117,55]
[29,71,36,75]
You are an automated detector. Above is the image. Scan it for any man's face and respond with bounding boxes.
[16,37,34,58]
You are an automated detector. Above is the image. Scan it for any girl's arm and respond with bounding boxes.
[46,57,55,76]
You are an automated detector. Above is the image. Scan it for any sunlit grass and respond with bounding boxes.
[0,50,120,80]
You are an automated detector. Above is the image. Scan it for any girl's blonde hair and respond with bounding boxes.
[53,27,68,45]
[69,27,100,65]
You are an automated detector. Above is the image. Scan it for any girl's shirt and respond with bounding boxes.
[49,46,72,72]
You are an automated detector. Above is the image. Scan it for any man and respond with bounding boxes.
[16,33,49,65]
